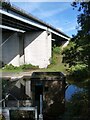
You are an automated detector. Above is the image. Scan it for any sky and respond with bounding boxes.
[10,1,80,37]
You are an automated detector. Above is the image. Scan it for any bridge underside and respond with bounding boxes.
[0,10,69,68]
[2,14,41,32]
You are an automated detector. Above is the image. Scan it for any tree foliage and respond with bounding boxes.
[62,2,90,79]
[64,91,89,120]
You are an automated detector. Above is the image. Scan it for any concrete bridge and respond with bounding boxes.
[0,2,70,68]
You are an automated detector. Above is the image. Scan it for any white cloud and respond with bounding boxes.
[61,19,77,26]
[39,8,67,18]
[57,27,64,31]
[10,2,41,13]
[24,3,41,12]
[10,2,70,19]
[60,19,78,32]
[33,5,70,19]
[64,26,76,32]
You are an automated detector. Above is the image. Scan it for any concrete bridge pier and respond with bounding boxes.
[24,30,52,68]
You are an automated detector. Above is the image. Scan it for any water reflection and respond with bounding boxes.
[1,75,89,120]
[1,72,66,120]
[65,84,83,101]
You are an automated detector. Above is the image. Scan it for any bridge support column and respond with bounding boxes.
[24,30,52,68]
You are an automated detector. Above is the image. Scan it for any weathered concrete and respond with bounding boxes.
[24,31,52,68]
[2,32,20,66]
[19,33,25,65]
[1,30,52,68]
[62,40,70,49]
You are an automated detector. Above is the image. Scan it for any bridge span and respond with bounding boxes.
[0,2,70,68]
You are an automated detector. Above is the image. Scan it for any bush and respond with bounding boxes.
[4,64,18,70]
[65,91,89,120]
[20,64,39,70]
[67,64,88,81]
[50,56,56,65]
[49,46,62,66]
[53,46,61,54]
[3,64,39,71]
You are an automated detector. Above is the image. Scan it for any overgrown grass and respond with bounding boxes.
[41,47,67,73]
[1,64,39,72]
[0,115,1,120]
[41,55,66,73]
[20,64,39,70]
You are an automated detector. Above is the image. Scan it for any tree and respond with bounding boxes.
[62,2,90,80]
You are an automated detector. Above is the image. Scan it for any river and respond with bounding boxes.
[65,84,84,101]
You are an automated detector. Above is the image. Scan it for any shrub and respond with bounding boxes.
[67,64,88,81]
[20,64,39,70]
[4,64,18,70]
[50,46,62,66]
[3,64,39,71]
[50,57,56,65]
[53,46,61,54]
[65,91,89,120]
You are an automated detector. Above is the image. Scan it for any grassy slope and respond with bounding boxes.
[41,54,66,73]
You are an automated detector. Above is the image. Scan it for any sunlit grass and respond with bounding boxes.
[41,54,67,73]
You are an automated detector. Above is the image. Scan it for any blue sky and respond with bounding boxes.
[10,1,80,37]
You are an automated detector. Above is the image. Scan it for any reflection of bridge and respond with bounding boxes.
[0,72,66,120]
[0,107,38,120]
[0,2,70,68]
[0,93,38,120]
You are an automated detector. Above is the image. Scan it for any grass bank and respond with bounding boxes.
[0,64,39,73]
[41,54,66,73]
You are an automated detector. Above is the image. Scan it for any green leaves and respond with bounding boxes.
[67,64,88,81]
[53,46,61,54]
[62,2,90,80]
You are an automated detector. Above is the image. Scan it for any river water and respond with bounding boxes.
[65,84,84,101]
